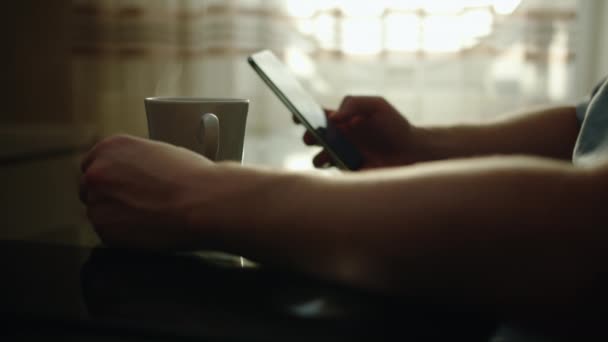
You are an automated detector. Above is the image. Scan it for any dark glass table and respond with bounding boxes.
[0,239,604,341]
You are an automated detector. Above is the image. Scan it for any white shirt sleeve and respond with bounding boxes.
[576,100,589,124]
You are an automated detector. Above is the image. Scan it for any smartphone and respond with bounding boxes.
[247,50,363,170]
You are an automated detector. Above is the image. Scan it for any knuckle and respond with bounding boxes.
[97,134,134,151]
[84,161,109,185]
[107,134,131,146]
[340,95,354,107]
[95,137,113,150]
[312,154,322,164]
[368,96,386,105]
[378,97,390,107]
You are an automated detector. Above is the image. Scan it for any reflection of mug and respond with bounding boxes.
[144,97,249,162]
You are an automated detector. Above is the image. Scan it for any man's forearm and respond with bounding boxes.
[201,157,606,317]
[412,106,580,162]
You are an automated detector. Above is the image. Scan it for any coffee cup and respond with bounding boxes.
[144,97,249,162]
[144,97,253,267]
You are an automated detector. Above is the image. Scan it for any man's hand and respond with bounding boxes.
[302,98,581,169]
[80,135,216,249]
[303,96,416,170]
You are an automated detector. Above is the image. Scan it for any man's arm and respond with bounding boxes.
[411,106,580,162]
[190,156,606,318]
[307,98,580,168]
[82,135,604,319]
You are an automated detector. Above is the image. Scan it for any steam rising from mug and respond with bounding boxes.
[154,63,183,98]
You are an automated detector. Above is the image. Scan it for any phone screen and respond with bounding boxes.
[248,50,362,170]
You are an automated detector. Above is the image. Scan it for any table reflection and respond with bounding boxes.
[79,247,497,341]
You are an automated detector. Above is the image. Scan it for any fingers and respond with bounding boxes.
[81,143,100,173]
[81,135,143,172]
[80,189,110,206]
[85,201,132,227]
[302,108,335,145]
[81,136,111,173]
[303,130,317,145]
[313,150,333,168]
[305,135,335,168]
[79,174,112,205]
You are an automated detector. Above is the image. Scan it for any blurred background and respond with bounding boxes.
[2,0,608,244]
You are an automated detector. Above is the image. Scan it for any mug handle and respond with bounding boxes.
[199,113,220,160]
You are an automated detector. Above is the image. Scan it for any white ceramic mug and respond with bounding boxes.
[145,97,254,267]
[144,97,249,162]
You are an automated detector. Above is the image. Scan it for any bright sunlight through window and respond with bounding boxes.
[285,0,522,54]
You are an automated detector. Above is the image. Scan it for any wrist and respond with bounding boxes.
[409,125,476,163]
[407,125,439,163]
[214,168,342,269]
[178,162,322,251]
[174,162,240,248]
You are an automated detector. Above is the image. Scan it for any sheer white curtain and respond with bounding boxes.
[72,0,582,169]
[72,0,301,166]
